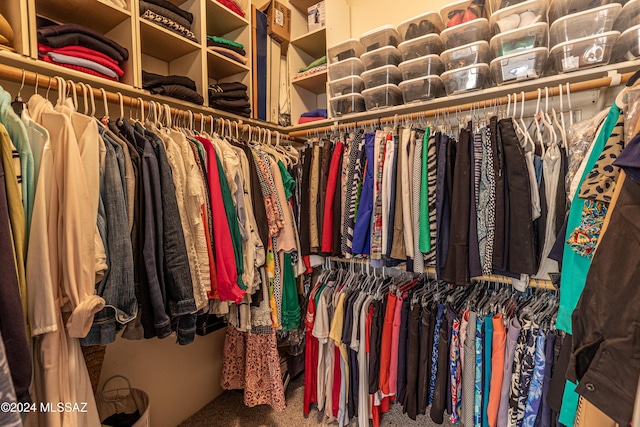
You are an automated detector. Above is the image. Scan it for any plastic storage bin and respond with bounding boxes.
[328,58,364,81]
[398,34,445,60]
[490,22,549,57]
[330,93,366,116]
[613,0,640,33]
[328,75,365,97]
[328,39,365,64]
[361,65,403,89]
[398,55,445,80]
[490,0,538,14]
[611,24,640,61]
[399,76,445,102]
[359,25,402,52]
[489,0,548,34]
[441,41,491,71]
[361,46,403,71]
[362,84,404,110]
[549,4,622,46]
[549,31,620,73]
[548,0,622,24]
[397,12,445,40]
[441,0,489,28]
[490,47,548,84]
[441,63,491,94]
[440,18,491,49]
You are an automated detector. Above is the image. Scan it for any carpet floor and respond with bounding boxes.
[179,375,455,427]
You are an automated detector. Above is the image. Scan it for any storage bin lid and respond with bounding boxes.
[328,39,365,63]
[398,75,444,88]
[440,18,491,47]
[441,62,490,78]
[397,11,444,40]
[489,0,548,33]
[489,22,549,57]
[549,30,620,54]
[359,25,403,51]
[398,33,445,56]
[361,64,402,79]
[361,83,403,96]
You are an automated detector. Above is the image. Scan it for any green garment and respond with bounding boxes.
[215,151,245,290]
[281,253,300,332]
[0,124,27,323]
[556,104,620,427]
[0,88,34,239]
[419,128,431,252]
[299,55,327,73]
[190,138,208,171]
[206,35,244,49]
[277,160,296,200]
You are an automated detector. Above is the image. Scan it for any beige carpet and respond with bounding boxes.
[179,375,455,427]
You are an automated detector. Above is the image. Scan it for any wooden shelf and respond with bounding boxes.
[35,0,131,33]
[206,0,250,36]
[207,50,250,80]
[139,19,201,62]
[292,69,327,94]
[291,27,326,59]
[289,0,319,14]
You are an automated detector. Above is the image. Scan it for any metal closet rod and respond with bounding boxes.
[289,71,635,138]
[0,63,298,141]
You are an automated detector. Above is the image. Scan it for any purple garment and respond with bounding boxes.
[497,316,521,427]
[38,23,129,60]
[534,331,556,427]
[352,133,375,255]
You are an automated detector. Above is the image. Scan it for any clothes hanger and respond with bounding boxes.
[11,69,25,115]
[100,88,109,121]
[68,80,79,112]
[87,84,96,117]
[566,83,574,127]
[551,85,566,148]
[116,93,124,121]
[33,72,39,96]
[45,77,54,102]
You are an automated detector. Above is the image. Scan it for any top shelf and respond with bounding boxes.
[35,0,131,34]
[291,27,326,58]
[206,0,250,36]
[289,0,320,14]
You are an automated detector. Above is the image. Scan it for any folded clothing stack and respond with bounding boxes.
[37,21,129,81]
[298,108,327,124]
[0,13,14,52]
[216,0,245,18]
[207,35,247,65]
[294,55,327,79]
[143,70,204,105]
[139,0,198,43]
[209,82,251,117]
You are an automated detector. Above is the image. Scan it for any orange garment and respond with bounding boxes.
[379,293,397,395]
[487,313,507,427]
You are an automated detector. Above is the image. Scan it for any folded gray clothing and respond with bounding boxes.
[143,70,197,91]
[38,33,126,62]
[141,10,198,43]
[209,82,248,93]
[206,40,246,56]
[139,0,192,30]
[150,84,204,105]
[38,23,129,60]
[208,89,248,100]
[143,0,193,24]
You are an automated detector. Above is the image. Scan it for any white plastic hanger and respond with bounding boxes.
[100,88,109,119]
[86,84,96,117]
[117,92,124,120]
[67,79,78,111]
[566,82,574,127]
[137,97,144,123]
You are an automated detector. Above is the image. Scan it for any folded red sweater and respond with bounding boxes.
[39,44,124,76]
[298,116,326,124]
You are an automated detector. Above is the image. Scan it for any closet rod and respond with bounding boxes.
[0,63,299,141]
[328,257,556,290]
[289,71,635,137]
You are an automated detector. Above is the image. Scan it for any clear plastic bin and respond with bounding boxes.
[359,25,403,52]
[328,39,365,64]
[397,12,445,40]
[490,47,548,84]
[490,0,538,14]
[490,22,549,57]
[611,24,640,61]
[441,0,489,28]
[613,0,640,33]
[441,18,491,49]
[441,41,491,71]
[549,0,624,24]
[489,0,548,33]
[362,84,404,110]
[328,75,365,97]
[330,93,366,116]
[441,63,491,94]
[328,57,364,81]
[361,45,403,71]
[550,4,622,46]
[398,34,445,60]
[361,65,403,89]
[399,76,445,102]
[398,55,445,80]
[549,31,620,73]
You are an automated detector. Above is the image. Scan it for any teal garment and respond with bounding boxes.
[557,104,620,334]
[482,315,493,427]
[206,35,244,49]
[215,151,245,290]
[278,160,296,200]
[299,55,327,73]
[419,128,431,252]
[0,88,35,238]
[556,105,620,427]
[281,253,300,332]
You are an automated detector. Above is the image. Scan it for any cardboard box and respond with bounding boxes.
[261,0,291,47]
[308,1,326,32]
